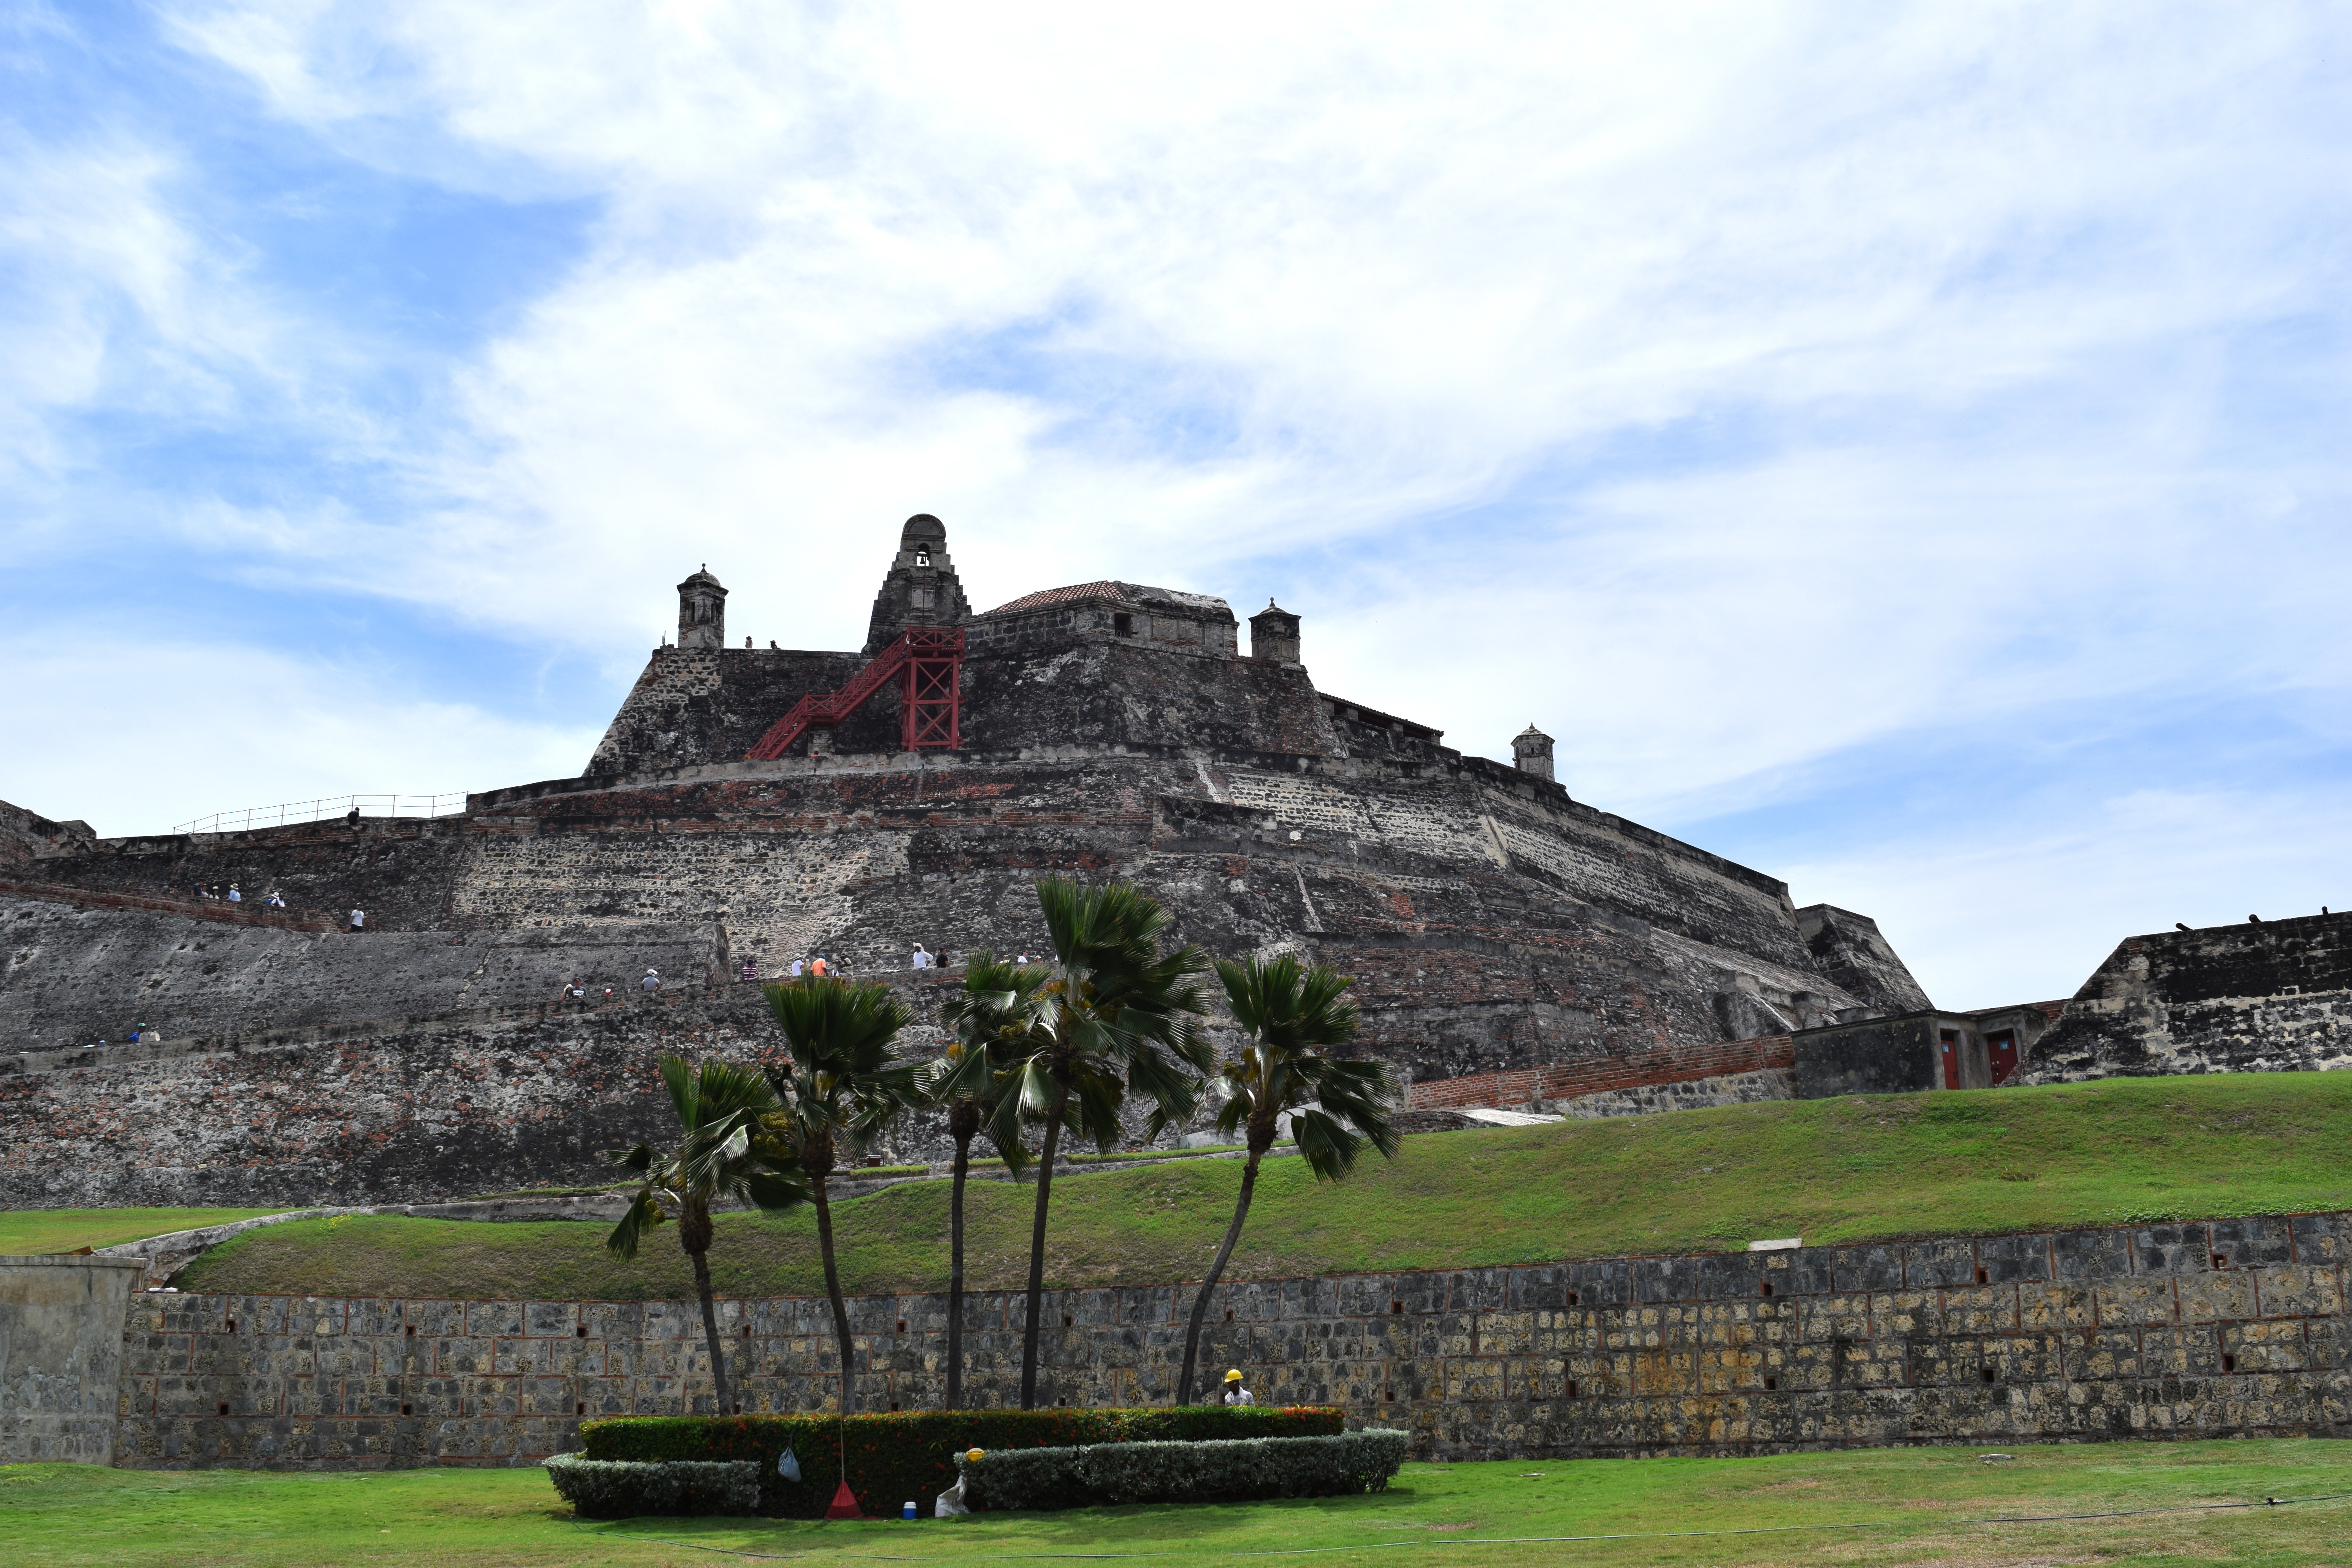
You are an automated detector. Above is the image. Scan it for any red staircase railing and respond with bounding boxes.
[744,628,964,759]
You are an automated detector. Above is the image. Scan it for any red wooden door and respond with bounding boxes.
[1940,1029,1962,1089]
[1986,1031,2018,1086]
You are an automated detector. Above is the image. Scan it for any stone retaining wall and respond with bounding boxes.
[1407,1035,1795,1111]
[113,1211,2352,1469]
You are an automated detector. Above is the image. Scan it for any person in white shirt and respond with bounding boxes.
[789,958,805,978]
[911,945,931,969]
[227,884,241,903]
[1221,1369,1255,1406]
[641,969,662,993]
[348,908,366,933]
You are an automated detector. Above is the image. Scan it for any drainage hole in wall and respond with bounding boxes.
[1225,1309,1234,1322]
[897,1320,907,1334]
[225,1318,236,1332]
[2223,1353,2236,1372]
[1975,1267,1989,1285]
[217,1402,229,1416]
[405,1325,416,1337]
[1062,1314,1073,1328]
[576,1402,586,1415]
[1759,1282,1773,1298]
[401,1403,412,1416]
[1384,1389,1395,1402]
[1390,1301,1403,1315]
[890,1401,901,1412]
[1764,1376,1778,1390]
[732,1404,742,1414]
[740,1326,750,1337]
[1566,1380,1578,1398]
[1980,1368,1997,1384]
[576,1325,589,1338]
[1566,1291,1579,1306]
[1056,1399,1066,1407]
[2213,1254,2229,1269]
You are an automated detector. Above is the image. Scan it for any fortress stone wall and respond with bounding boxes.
[71,1209,2352,1469]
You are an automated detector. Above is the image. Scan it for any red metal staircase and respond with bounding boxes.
[743,627,963,759]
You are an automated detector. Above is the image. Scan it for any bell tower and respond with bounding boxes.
[864,514,971,654]
[677,566,727,650]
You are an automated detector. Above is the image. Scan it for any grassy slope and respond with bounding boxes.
[175,1073,2352,1302]
[7,1441,2352,1567]
[0,1208,289,1257]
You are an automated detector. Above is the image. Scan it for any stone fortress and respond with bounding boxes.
[2,515,2346,1210]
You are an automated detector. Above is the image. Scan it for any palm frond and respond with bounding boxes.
[605,1186,668,1260]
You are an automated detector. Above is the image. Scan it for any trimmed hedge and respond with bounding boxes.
[581,1406,1345,1520]
[544,1454,760,1519]
[960,1431,1411,1512]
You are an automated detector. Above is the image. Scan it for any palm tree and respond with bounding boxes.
[929,954,1046,1409]
[1175,953,1401,1406]
[606,1055,809,1416]
[994,878,1214,1409]
[761,977,924,1415]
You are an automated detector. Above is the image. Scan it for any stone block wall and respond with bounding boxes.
[1,1257,147,1464]
[111,1212,2352,1469]
[1407,1035,1794,1111]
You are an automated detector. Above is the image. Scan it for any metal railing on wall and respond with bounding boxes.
[172,793,469,836]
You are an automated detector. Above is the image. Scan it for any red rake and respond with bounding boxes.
[823,1479,866,1521]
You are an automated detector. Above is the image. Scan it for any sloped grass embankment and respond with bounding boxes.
[157,1073,2352,1301]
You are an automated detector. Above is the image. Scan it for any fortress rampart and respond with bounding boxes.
[20,1209,2342,1469]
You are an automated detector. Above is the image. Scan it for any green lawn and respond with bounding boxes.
[167,1072,2352,1302]
[5,1441,2351,1566]
[0,1208,289,1257]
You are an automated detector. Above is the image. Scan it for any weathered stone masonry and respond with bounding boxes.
[108,1211,2352,1468]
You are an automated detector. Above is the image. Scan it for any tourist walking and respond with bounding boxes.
[809,955,827,978]
[911,944,932,969]
[227,884,241,903]
[348,907,366,933]
[789,958,805,978]
[740,958,760,983]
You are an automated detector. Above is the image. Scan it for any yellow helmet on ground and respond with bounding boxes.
[966,1448,985,1462]
[1224,1369,1243,1383]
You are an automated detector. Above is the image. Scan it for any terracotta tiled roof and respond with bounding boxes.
[982,581,1136,617]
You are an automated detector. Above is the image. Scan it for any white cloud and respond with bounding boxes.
[8,2,2345,995]
[0,633,599,838]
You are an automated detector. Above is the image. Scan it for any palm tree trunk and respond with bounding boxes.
[945,1127,973,1410]
[1178,1146,1263,1406]
[690,1243,733,1414]
[811,1175,858,1415]
[1018,1082,1069,1410]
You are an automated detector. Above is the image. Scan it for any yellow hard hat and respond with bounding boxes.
[1224,1368,1243,1382]
[965,1448,985,1463]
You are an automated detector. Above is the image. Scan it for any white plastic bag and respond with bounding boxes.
[777,1448,802,1483]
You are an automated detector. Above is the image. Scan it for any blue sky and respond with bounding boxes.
[3,1,2347,1009]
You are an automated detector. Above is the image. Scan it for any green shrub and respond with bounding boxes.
[579,1406,1344,1520]
[543,1454,759,1519]
[958,1431,1410,1512]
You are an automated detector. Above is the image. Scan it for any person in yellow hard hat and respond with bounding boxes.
[1221,1368,1255,1407]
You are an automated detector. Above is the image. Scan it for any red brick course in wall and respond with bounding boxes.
[1407,1034,1794,1110]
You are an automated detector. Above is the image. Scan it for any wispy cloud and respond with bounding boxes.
[1,1,2345,1003]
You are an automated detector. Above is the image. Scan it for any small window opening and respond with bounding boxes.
[400,1403,413,1416]
[225,1318,236,1333]
[1390,1301,1403,1315]
[1566,1290,1579,1306]
[897,1320,907,1334]
[1225,1308,1234,1322]
[1062,1313,1073,1328]
[1764,1376,1778,1391]
[217,1402,230,1416]
[1384,1389,1395,1403]
[740,1326,751,1338]
[732,1403,742,1414]
[1759,1281,1773,1298]
[577,1402,586,1415]
[914,547,931,566]
[576,1325,589,1338]
[405,1325,417,1338]
[1975,1267,1989,1285]
[1980,1367,1997,1384]
[2222,1352,2237,1372]
[1112,613,1133,637]
[2212,1253,2229,1270]
[1566,1380,1578,1398]
[1056,1398,1066,1407]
